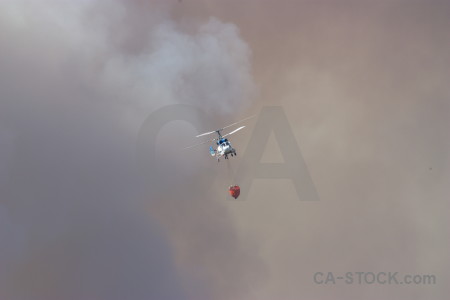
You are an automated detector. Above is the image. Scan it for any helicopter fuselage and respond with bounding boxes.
[210,138,237,161]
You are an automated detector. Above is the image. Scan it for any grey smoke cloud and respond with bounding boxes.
[0,0,261,299]
[3,0,449,299]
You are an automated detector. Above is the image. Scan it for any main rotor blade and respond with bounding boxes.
[220,115,255,131]
[195,130,216,138]
[194,115,255,138]
[222,126,245,138]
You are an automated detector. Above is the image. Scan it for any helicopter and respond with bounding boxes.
[184,116,254,162]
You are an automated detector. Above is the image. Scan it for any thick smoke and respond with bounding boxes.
[0,1,262,300]
[3,0,449,299]
[179,1,450,300]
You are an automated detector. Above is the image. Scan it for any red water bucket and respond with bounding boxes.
[228,185,240,199]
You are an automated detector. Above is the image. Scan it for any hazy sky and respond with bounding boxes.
[0,1,449,299]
